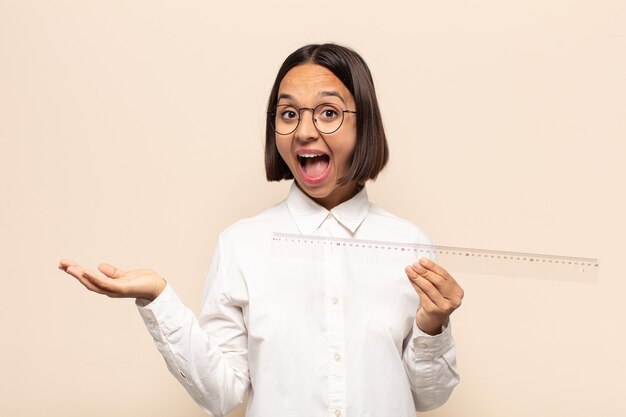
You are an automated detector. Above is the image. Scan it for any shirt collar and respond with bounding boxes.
[286,182,370,235]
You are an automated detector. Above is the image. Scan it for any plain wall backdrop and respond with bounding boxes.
[1,1,625,416]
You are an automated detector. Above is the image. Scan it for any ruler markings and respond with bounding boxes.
[271,233,600,283]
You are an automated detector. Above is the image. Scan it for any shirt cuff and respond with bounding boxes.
[410,320,453,360]
[135,283,189,341]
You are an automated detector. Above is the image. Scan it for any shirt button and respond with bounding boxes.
[334,353,341,362]
[334,410,342,417]
[332,296,339,305]
[417,343,428,349]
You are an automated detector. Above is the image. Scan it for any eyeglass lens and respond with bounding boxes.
[272,103,346,135]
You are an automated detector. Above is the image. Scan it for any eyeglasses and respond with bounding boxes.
[268,103,357,135]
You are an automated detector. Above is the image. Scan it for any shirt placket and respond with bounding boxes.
[320,215,347,417]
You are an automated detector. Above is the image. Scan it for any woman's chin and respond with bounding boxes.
[295,176,358,209]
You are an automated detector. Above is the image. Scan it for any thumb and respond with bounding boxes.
[98,263,125,279]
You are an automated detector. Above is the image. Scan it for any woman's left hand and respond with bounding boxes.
[405,258,464,335]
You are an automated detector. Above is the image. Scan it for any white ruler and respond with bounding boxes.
[272,233,600,283]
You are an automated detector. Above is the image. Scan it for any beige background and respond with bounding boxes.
[1,1,625,416]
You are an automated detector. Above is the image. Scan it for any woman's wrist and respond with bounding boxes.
[150,277,167,301]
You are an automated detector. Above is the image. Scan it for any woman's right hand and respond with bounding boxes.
[59,259,167,301]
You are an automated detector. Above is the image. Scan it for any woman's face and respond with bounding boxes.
[275,64,358,210]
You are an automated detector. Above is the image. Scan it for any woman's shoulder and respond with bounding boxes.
[218,199,292,244]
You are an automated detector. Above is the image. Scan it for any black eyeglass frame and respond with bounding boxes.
[268,103,357,135]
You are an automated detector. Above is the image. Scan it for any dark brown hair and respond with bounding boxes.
[265,44,389,185]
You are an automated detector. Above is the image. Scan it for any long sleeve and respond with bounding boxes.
[136,237,250,417]
[402,320,460,411]
[131,185,462,416]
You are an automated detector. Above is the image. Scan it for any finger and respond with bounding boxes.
[409,261,446,288]
[98,263,126,279]
[418,258,464,301]
[412,281,435,308]
[65,265,108,295]
[412,274,450,308]
[81,268,126,296]
[418,257,458,284]
[405,264,437,290]
[411,280,451,329]
[417,273,463,305]
[414,273,464,311]
[405,265,448,306]
[405,264,421,284]
[64,263,86,279]
[58,259,79,272]
[410,260,463,302]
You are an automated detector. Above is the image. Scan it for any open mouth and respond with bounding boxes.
[297,152,331,182]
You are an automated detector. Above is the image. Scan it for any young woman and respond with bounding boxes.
[59,44,464,417]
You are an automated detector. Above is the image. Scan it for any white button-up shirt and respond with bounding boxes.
[137,183,459,417]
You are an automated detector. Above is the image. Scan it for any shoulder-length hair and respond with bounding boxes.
[265,44,389,185]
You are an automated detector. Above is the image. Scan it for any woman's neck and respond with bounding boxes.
[305,181,360,210]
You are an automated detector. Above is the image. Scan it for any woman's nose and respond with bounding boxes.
[294,108,319,142]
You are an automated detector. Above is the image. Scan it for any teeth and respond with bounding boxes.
[298,153,324,158]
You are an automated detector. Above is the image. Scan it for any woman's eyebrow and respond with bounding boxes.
[277,91,346,103]
[319,91,345,103]
[277,93,295,101]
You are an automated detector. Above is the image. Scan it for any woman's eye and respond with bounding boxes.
[280,110,298,120]
[319,108,339,120]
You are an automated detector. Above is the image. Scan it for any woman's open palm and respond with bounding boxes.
[59,259,166,301]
